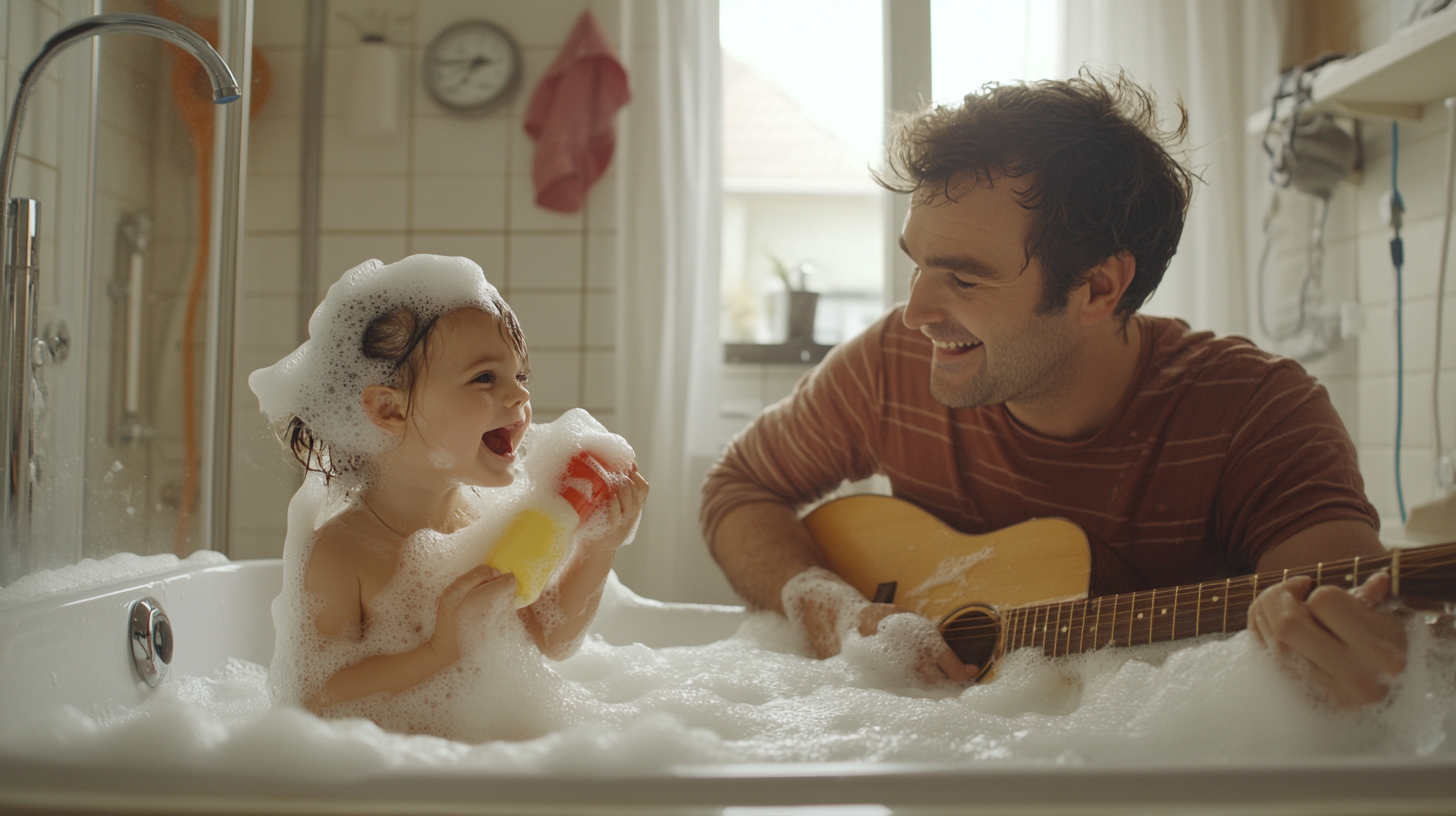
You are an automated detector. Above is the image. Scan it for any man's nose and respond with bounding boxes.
[901,268,938,330]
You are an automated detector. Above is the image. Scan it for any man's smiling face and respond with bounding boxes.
[899,176,1082,411]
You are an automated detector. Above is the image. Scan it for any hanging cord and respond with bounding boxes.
[1434,98,1456,490]
[1391,121,1408,524]
[1256,191,1332,341]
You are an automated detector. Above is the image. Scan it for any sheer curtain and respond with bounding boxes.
[1061,0,1282,337]
[610,0,724,602]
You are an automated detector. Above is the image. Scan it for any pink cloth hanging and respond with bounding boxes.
[524,11,631,214]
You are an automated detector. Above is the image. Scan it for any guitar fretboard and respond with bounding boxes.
[940,542,1456,659]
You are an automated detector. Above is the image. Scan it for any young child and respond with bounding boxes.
[250,255,647,740]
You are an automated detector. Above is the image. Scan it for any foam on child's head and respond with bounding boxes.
[249,255,506,461]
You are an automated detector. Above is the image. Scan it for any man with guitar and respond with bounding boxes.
[701,73,1408,707]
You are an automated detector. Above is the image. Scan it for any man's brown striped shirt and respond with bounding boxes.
[701,308,1378,596]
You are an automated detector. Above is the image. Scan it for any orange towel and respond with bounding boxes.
[524,11,631,214]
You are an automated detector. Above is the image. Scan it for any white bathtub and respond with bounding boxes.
[1,558,1454,815]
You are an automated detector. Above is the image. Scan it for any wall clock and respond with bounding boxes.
[422,20,521,115]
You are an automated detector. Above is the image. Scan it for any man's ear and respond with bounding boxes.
[362,385,407,434]
[1077,252,1136,326]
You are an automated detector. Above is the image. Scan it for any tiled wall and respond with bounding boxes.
[1269,1,1456,543]
[231,0,624,559]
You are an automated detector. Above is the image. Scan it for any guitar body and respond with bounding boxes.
[803,495,1092,625]
[804,495,1456,678]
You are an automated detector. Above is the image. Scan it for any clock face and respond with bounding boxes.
[423,21,521,114]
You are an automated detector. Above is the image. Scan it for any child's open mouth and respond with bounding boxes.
[482,422,522,461]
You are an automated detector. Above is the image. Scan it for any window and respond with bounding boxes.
[719,0,885,347]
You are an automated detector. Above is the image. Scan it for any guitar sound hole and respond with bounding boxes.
[938,604,1000,672]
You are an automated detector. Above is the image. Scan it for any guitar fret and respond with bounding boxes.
[1056,602,1066,657]
[1059,603,1071,658]
[1092,597,1102,651]
[1170,586,1178,642]
[1222,578,1230,634]
[1194,582,1202,637]
[1078,598,1087,655]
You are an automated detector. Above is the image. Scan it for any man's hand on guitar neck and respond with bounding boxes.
[1249,520,1409,708]
[783,567,978,685]
[1249,571,1408,708]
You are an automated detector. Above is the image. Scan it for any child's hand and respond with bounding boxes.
[429,564,517,662]
[580,465,648,553]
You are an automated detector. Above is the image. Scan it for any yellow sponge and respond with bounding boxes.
[485,506,570,607]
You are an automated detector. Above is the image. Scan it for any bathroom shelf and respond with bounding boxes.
[1246,8,1456,132]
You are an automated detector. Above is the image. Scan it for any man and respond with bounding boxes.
[701,74,1407,707]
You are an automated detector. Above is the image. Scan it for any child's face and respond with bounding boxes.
[402,307,531,488]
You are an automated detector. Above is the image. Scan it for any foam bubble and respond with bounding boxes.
[0,550,229,607]
[248,255,506,463]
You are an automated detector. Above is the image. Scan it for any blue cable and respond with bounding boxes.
[1392,121,1408,525]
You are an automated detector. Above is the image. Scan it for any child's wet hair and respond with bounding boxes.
[282,289,527,482]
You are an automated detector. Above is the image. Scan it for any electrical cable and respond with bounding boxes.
[1392,121,1408,524]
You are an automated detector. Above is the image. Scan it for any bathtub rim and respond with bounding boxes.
[3,752,1456,815]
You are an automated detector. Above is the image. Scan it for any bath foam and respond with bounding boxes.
[248,254,507,465]
[269,409,634,743]
[0,550,228,607]
[19,593,1455,777]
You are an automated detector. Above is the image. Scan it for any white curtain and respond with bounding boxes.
[1061,0,1282,337]
[611,0,724,602]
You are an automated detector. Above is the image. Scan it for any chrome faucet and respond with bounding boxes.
[1,15,240,579]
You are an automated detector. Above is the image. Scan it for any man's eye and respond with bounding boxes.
[952,277,979,291]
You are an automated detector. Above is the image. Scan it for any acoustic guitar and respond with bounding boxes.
[802,495,1456,675]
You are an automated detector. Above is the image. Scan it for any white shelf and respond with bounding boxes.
[1246,8,1456,133]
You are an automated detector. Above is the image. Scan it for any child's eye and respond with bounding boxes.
[516,371,530,386]
[473,371,495,384]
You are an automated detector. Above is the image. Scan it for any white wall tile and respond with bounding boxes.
[241,234,301,295]
[246,174,303,232]
[584,291,614,346]
[413,115,510,174]
[318,233,409,296]
[510,233,582,289]
[410,233,506,280]
[321,175,408,231]
[256,47,303,117]
[322,117,410,174]
[247,113,302,176]
[412,174,507,230]
[585,230,617,290]
[526,349,582,410]
[583,349,614,408]
[509,291,582,347]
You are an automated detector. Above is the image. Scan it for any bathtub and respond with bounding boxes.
[1,558,1454,815]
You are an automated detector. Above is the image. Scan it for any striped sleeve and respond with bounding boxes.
[1215,359,1379,570]
[699,318,889,543]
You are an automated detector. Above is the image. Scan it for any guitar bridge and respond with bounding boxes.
[872,582,897,604]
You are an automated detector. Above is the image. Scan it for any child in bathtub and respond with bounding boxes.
[250,255,647,737]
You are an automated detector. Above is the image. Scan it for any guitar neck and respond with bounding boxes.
[986,542,1456,659]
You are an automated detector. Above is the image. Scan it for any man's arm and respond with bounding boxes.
[1249,520,1408,707]
[710,501,975,681]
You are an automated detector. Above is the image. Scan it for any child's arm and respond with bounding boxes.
[519,466,649,659]
[304,532,516,710]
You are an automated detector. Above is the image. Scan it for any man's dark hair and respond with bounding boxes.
[877,70,1197,318]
